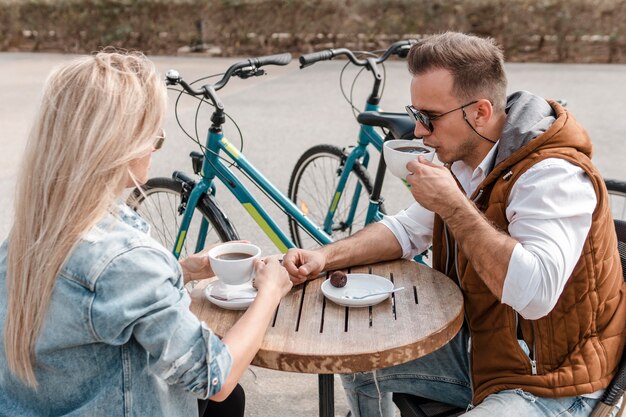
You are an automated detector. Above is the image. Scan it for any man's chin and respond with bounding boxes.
[433,151,448,164]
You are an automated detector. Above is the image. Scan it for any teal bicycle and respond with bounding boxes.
[127,52,339,259]
[287,40,419,250]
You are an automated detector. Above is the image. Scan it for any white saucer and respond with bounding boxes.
[321,273,395,307]
[205,280,257,310]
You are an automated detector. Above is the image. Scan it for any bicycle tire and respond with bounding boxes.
[127,177,238,258]
[287,144,384,249]
[605,178,626,222]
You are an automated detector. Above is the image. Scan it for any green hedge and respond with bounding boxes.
[1,0,625,62]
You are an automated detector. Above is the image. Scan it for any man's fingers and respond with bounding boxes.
[282,261,300,275]
[406,159,420,173]
[290,277,306,285]
[417,155,438,167]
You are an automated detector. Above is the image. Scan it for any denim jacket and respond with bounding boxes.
[0,203,232,416]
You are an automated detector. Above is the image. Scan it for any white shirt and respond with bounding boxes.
[381,144,597,320]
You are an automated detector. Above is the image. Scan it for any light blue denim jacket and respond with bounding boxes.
[0,203,232,416]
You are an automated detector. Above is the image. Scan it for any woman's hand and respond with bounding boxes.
[252,257,292,302]
[179,240,249,284]
[214,256,291,402]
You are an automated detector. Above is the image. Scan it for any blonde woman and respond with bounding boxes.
[0,51,292,417]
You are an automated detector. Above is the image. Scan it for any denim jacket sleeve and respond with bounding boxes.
[89,245,232,399]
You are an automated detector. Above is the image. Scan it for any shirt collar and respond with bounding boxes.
[450,142,499,196]
[113,201,151,234]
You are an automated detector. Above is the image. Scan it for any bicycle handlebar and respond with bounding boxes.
[299,49,335,68]
[252,52,292,67]
[166,52,293,98]
[299,39,417,69]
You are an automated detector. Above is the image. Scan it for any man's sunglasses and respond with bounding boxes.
[405,100,478,133]
[154,129,166,150]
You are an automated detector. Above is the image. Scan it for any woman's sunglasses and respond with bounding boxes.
[154,129,166,150]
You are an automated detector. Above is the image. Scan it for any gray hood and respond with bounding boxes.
[495,91,556,167]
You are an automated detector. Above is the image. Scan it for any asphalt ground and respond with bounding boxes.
[1,52,626,416]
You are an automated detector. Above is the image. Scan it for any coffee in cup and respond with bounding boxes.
[394,146,431,154]
[208,242,261,286]
[383,139,435,178]
[215,252,253,261]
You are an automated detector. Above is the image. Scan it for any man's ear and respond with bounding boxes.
[474,99,493,128]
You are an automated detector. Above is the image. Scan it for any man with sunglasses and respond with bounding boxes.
[284,31,625,417]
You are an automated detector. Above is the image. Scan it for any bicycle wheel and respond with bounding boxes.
[127,177,238,258]
[605,178,626,222]
[288,144,384,249]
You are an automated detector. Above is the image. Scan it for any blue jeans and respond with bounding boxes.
[340,326,612,417]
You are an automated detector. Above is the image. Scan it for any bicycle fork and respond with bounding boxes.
[170,170,212,258]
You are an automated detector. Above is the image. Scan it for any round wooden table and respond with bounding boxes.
[190,258,464,417]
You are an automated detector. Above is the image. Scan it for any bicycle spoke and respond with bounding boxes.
[153,192,175,248]
[158,192,177,246]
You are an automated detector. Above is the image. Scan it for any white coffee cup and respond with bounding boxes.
[383,139,435,178]
[208,242,261,286]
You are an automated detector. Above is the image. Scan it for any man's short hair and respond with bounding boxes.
[408,32,507,111]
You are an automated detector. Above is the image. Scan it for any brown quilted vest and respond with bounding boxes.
[432,100,626,404]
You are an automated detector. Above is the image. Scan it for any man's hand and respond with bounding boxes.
[406,156,465,217]
[282,248,326,285]
[179,240,249,284]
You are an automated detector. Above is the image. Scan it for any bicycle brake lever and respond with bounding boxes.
[396,45,411,58]
[236,68,266,79]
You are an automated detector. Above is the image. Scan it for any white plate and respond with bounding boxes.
[321,273,395,307]
[204,281,256,310]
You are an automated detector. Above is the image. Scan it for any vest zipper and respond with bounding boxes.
[443,223,452,276]
[530,322,538,375]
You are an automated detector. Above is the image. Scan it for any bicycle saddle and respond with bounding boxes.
[357,111,416,140]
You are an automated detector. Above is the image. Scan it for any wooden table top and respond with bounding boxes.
[189,258,464,375]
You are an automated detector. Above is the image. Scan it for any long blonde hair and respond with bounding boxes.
[5,51,167,388]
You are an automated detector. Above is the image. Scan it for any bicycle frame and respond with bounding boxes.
[172,127,333,259]
[322,101,385,234]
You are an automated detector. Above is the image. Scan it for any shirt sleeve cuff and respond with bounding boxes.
[501,243,542,319]
[380,215,415,259]
[202,322,232,398]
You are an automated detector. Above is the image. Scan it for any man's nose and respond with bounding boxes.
[413,122,431,137]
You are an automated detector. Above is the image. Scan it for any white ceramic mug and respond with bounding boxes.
[383,139,435,178]
[208,242,261,286]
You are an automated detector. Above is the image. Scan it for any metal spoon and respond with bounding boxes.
[341,287,405,300]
